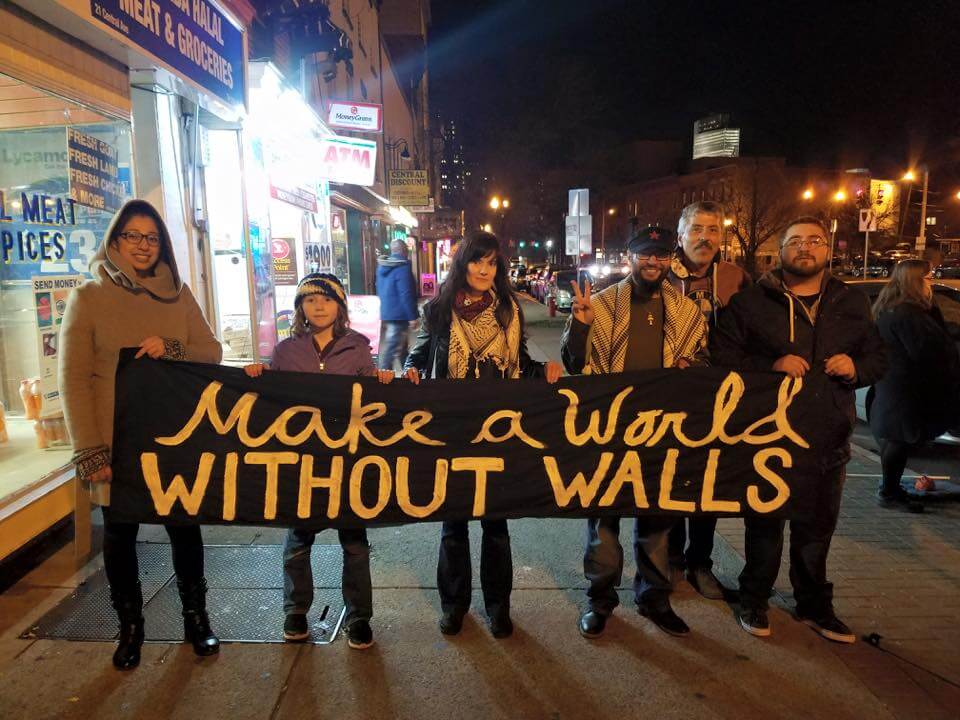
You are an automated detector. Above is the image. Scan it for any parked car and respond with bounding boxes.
[510,265,529,292]
[844,278,960,444]
[850,253,896,278]
[547,269,593,312]
[933,257,960,279]
[531,265,559,303]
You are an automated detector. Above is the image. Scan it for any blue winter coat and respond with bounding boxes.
[376,255,418,322]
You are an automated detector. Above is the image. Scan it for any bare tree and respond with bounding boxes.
[725,159,802,277]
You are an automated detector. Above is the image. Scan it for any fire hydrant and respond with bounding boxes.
[547,294,557,317]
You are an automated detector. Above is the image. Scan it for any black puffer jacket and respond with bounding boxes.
[869,302,960,444]
[710,270,887,469]
[404,306,545,380]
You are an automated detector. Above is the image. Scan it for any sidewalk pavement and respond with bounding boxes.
[0,297,957,720]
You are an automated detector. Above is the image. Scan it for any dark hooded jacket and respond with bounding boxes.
[710,269,887,469]
[869,302,960,444]
[59,199,222,504]
[376,254,418,322]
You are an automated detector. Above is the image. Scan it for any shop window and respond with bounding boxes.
[0,72,133,503]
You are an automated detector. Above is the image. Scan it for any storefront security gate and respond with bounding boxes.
[21,545,346,645]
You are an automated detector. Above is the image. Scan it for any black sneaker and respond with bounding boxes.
[737,607,771,637]
[346,619,374,649]
[799,613,856,644]
[283,613,309,642]
[877,487,924,513]
[638,604,690,636]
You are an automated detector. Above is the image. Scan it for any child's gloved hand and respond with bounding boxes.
[376,369,395,384]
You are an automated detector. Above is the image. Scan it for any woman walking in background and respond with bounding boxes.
[869,259,960,511]
[60,199,223,669]
[404,231,563,639]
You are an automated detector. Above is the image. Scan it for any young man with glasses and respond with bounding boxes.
[710,215,886,643]
[561,226,709,640]
[667,201,752,600]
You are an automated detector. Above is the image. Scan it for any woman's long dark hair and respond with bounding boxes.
[424,231,522,332]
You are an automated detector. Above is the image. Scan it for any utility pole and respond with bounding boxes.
[917,169,930,253]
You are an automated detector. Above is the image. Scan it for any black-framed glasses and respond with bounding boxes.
[629,252,672,262]
[119,231,161,247]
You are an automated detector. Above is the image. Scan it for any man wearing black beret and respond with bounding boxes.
[561,225,709,639]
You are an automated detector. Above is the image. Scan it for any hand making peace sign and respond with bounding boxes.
[570,278,594,326]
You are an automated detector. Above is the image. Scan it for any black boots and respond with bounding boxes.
[178,577,220,656]
[111,582,145,670]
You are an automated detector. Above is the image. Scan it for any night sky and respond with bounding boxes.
[429,0,960,190]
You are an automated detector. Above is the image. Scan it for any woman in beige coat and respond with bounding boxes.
[60,199,223,670]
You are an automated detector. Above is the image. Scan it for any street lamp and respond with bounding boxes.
[384,138,411,169]
[488,196,510,239]
[600,207,616,259]
[483,223,493,233]
[900,168,930,252]
[802,188,814,201]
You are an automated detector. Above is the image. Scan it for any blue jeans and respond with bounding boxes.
[437,520,512,619]
[283,527,372,627]
[379,321,409,371]
[584,515,676,615]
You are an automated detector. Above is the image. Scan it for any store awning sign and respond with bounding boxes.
[67,129,124,213]
[328,101,383,133]
[389,170,429,207]
[89,0,245,109]
[318,137,377,187]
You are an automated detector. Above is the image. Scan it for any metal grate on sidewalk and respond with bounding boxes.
[20,544,346,645]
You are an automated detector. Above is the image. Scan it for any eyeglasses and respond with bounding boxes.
[629,252,672,262]
[119,231,161,247]
[782,237,827,249]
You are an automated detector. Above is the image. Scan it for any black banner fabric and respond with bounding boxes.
[109,351,850,527]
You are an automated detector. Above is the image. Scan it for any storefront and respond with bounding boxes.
[0,0,252,561]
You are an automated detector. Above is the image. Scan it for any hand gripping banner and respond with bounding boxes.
[108,351,851,527]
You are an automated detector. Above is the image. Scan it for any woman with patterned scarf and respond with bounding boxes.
[404,231,563,639]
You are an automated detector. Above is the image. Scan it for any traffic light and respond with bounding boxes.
[519,241,526,248]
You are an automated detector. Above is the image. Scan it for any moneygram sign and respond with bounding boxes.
[318,136,378,187]
[328,101,383,133]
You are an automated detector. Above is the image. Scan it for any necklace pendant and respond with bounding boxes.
[318,362,325,371]
[647,312,654,326]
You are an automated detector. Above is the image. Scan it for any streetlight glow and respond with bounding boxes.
[546,239,554,248]
[802,188,814,200]
[902,171,917,182]
[502,199,510,209]
[723,218,733,227]
[833,190,847,202]
[607,207,616,215]
[489,197,501,210]
[483,223,493,233]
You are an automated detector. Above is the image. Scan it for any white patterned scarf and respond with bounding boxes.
[583,278,708,374]
[448,294,522,379]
